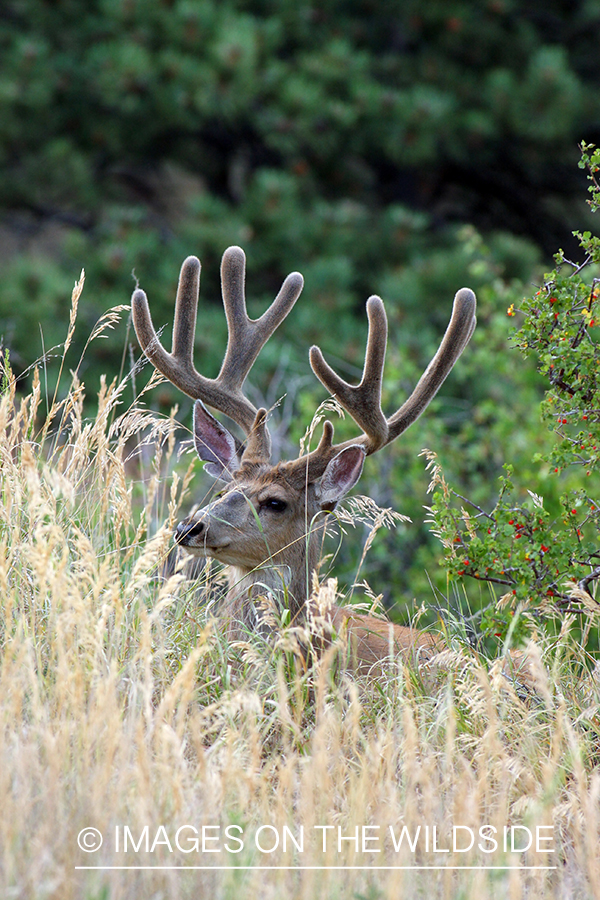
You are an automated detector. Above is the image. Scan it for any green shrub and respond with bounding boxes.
[429,147,600,650]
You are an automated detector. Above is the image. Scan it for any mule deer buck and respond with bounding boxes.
[132,246,477,674]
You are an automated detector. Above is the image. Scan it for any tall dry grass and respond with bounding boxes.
[1,276,600,899]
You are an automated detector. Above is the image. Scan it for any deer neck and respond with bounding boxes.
[225,528,322,629]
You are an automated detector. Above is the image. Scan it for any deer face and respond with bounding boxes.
[174,401,366,573]
[175,465,317,569]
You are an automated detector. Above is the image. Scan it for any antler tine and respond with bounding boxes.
[132,248,303,440]
[132,255,213,400]
[171,255,201,361]
[219,246,304,392]
[385,287,476,442]
[297,286,476,475]
[309,295,389,452]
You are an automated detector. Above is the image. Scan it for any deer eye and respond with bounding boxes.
[262,498,287,513]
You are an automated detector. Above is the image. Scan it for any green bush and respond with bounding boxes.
[428,147,600,650]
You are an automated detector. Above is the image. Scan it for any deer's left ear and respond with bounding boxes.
[316,445,366,510]
[193,400,242,481]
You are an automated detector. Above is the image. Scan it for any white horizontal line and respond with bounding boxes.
[75,865,558,871]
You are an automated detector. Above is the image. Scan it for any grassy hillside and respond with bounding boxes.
[0,278,599,899]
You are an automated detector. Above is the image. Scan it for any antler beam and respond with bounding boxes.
[289,286,476,481]
[132,246,304,437]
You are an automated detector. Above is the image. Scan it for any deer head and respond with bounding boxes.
[132,247,476,638]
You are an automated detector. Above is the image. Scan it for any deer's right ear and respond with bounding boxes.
[193,400,241,482]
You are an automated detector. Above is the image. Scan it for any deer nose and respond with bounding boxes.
[174,519,205,545]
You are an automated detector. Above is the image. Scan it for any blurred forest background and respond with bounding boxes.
[2,0,600,620]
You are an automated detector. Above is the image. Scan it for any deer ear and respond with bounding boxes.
[193,400,241,482]
[316,445,366,509]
